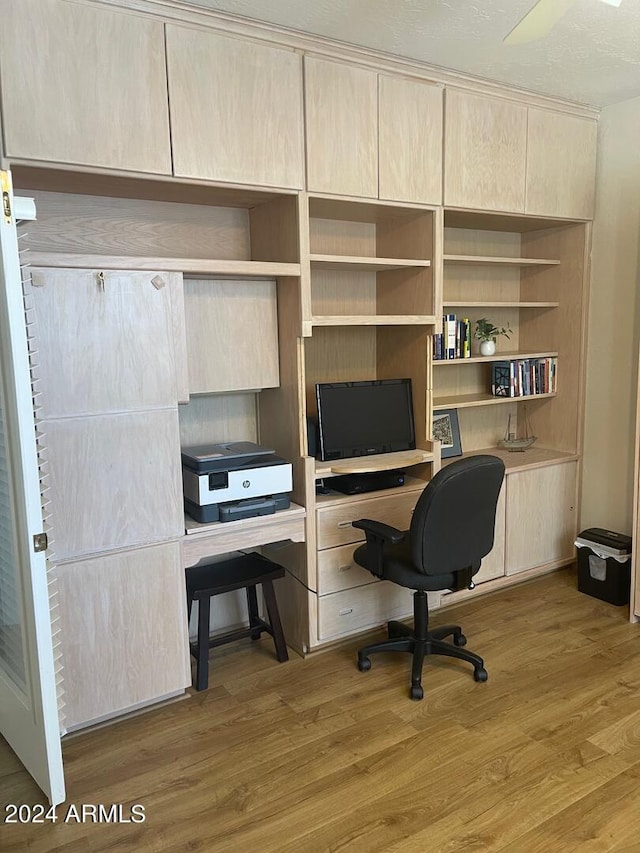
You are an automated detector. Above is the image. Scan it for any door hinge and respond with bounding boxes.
[1,170,12,224]
[33,532,48,552]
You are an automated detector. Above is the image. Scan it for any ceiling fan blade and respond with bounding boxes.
[504,0,578,45]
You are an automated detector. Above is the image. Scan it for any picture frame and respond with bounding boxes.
[432,408,462,459]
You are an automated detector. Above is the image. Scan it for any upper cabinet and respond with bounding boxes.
[305,57,378,198]
[444,88,527,213]
[525,109,598,220]
[166,26,304,189]
[378,74,443,205]
[305,58,443,204]
[0,0,172,174]
[445,88,597,219]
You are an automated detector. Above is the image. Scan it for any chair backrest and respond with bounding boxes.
[409,455,505,575]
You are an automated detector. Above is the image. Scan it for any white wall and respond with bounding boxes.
[581,95,640,534]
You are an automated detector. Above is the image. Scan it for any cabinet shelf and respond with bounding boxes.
[315,448,435,478]
[434,350,558,365]
[310,254,430,271]
[312,315,436,327]
[444,254,560,266]
[315,475,427,507]
[27,252,301,278]
[443,301,559,309]
[182,503,306,563]
[447,446,579,474]
[434,392,556,409]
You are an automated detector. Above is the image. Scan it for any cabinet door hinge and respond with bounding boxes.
[33,532,48,552]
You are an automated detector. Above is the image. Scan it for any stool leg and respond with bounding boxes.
[196,597,211,691]
[187,591,193,623]
[262,580,288,663]
[246,584,261,640]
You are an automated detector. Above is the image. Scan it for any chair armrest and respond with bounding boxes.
[352,518,405,544]
[351,519,405,578]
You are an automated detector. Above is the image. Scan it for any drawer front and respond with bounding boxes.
[317,582,414,641]
[316,489,422,550]
[317,543,375,595]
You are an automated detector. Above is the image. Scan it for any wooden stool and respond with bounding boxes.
[185,552,289,691]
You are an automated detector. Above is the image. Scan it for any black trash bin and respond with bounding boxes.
[575,528,632,605]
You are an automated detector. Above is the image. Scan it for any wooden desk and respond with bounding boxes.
[181,503,306,568]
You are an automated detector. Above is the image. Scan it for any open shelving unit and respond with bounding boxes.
[303,194,438,329]
[435,208,589,466]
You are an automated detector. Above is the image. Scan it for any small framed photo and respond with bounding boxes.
[433,408,462,459]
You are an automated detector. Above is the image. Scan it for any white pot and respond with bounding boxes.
[480,339,496,356]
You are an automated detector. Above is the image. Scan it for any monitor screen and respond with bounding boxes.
[315,379,416,461]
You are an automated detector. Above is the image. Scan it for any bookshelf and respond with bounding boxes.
[433,209,588,608]
[437,209,588,461]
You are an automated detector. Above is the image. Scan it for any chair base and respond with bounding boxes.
[356,591,487,700]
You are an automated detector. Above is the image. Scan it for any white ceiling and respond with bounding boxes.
[183,0,640,107]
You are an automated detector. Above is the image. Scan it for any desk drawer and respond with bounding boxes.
[317,543,374,595]
[316,489,422,550]
[317,582,413,641]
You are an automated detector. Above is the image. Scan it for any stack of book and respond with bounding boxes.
[491,357,557,397]
[433,314,471,360]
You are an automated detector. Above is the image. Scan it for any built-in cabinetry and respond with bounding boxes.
[304,56,443,203]
[165,25,304,189]
[0,0,600,722]
[505,461,577,574]
[23,263,189,728]
[262,196,439,651]
[15,181,305,729]
[444,88,597,219]
[432,209,588,609]
[0,0,172,174]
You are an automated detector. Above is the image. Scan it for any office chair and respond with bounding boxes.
[352,455,505,700]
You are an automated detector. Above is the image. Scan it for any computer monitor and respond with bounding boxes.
[315,379,416,462]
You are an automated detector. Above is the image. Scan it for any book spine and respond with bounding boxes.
[446,313,456,360]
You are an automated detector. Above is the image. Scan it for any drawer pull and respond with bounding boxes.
[338,564,352,573]
[339,607,354,616]
[337,520,353,529]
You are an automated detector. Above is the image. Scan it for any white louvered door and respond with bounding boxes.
[0,171,64,805]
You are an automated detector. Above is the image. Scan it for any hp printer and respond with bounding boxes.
[182,441,292,523]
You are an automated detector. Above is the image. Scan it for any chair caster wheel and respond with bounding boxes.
[410,684,424,701]
[454,633,467,647]
[474,667,488,683]
[357,657,371,672]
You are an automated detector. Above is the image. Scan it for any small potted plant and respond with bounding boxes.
[474,318,511,356]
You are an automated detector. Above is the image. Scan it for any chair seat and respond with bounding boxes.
[353,540,455,591]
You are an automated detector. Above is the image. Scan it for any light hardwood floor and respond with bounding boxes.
[2,567,640,852]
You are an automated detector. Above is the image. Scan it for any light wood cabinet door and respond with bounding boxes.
[166,26,304,188]
[474,482,506,584]
[506,462,577,575]
[46,410,183,562]
[183,278,279,394]
[379,75,443,205]
[56,542,191,730]
[305,57,378,198]
[525,109,598,219]
[28,269,183,418]
[444,88,527,212]
[0,0,171,173]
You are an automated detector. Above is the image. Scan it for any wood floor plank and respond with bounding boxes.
[2,567,640,852]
